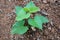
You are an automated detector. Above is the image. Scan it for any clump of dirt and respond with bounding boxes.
[0,0,60,40]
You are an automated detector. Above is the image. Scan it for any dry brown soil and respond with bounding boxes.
[0,0,60,40]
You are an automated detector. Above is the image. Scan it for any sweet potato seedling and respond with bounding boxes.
[11,1,49,34]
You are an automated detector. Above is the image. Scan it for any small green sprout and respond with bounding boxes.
[11,1,49,34]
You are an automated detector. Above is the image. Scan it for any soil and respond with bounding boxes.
[0,0,60,40]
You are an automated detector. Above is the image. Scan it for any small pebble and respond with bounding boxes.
[8,0,11,2]
[0,9,3,14]
[31,27,36,31]
[37,37,40,40]
[57,36,60,39]
[19,36,24,38]
[43,0,47,3]
[48,27,51,30]
[30,35,33,37]
[50,19,54,26]
[10,34,14,40]
[40,10,49,15]
[12,9,15,13]
[50,21,53,26]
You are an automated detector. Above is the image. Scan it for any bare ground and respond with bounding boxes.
[0,0,60,40]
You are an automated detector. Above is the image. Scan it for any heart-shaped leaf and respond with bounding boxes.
[25,1,35,8]
[24,1,40,13]
[34,14,49,23]
[11,20,28,34]
[11,26,28,34]
[28,7,40,13]
[12,20,25,28]
[28,14,49,30]
[15,8,26,21]
[28,18,38,27]
[15,8,30,21]
[15,6,22,15]
[28,18,42,30]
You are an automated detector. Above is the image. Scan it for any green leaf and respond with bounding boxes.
[34,15,43,30]
[12,20,25,28]
[34,14,49,23]
[24,1,35,12]
[11,20,28,34]
[28,18,38,27]
[25,13,31,19]
[11,26,28,34]
[28,7,40,13]
[15,8,26,21]
[25,1,35,8]
[24,1,40,13]
[34,14,49,30]
[24,7,29,12]
[28,18,42,30]
[28,14,49,30]
[16,8,30,21]
[15,6,22,15]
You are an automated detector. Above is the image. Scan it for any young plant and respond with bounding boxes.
[11,1,49,34]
